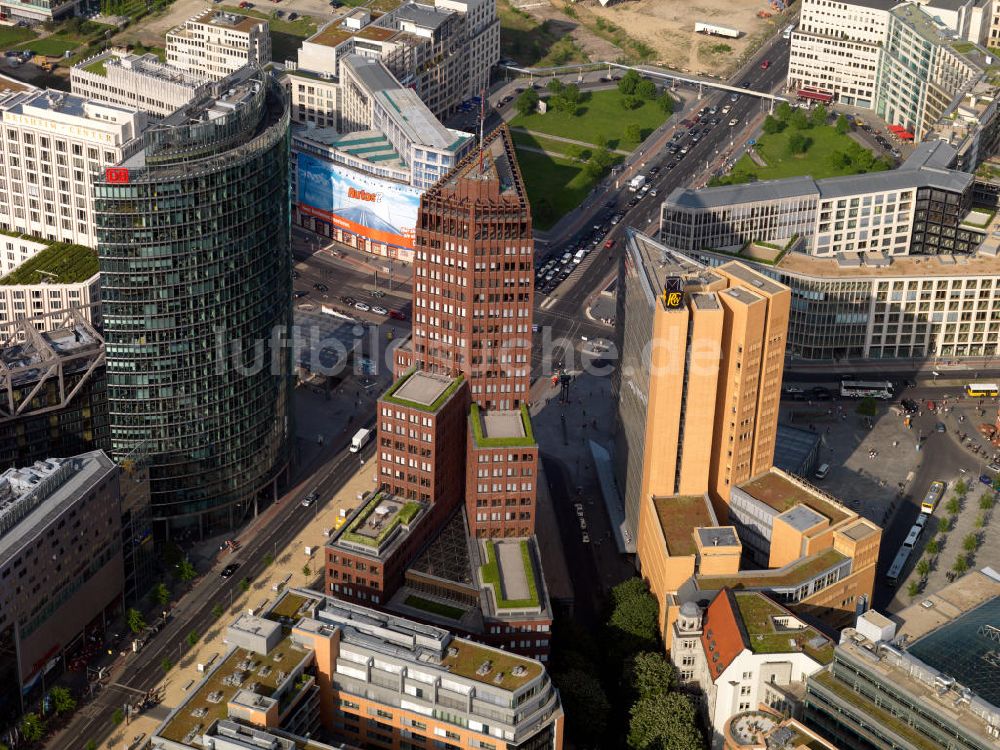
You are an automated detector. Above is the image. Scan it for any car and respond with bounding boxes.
[666,162,677,170]
[274,9,284,16]
[981,474,994,486]
[221,563,240,579]
[578,517,587,530]
[581,532,590,543]
[371,289,385,298]
[680,146,689,154]
[341,296,356,305]
[741,79,751,88]
[935,422,946,433]
[640,183,650,193]
[573,502,584,511]
[650,188,658,197]
[729,118,739,127]
[287,11,297,19]
[354,301,371,311]
[371,305,388,315]
[301,495,315,508]
[730,93,739,101]
[987,462,1000,473]
[599,76,611,82]
[760,59,770,69]
[721,105,732,114]
[313,282,328,292]
[293,290,308,298]
[710,117,721,126]
[708,106,718,115]
[604,238,615,249]
[576,507,584,517]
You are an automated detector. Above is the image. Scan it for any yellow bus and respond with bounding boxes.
[920,481,945,514]
[966,383,999,397]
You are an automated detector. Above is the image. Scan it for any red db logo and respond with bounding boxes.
[105,167,130,184]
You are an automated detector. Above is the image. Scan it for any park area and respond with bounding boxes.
[713,104,893,185]
[509,76,672,228]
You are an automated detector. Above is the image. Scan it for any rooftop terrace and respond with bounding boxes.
[381,369,463,412]
[440,635,542,690]
[652,494,716,557]
[733,592,834,664]
[470,403,535,448]
[479,539,541,611]
[739,470,851,526]
[331,490,424,556]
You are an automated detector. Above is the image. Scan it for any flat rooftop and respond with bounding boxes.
[652,495,716,557]
[738,470,851,526]
[470,403,535,447]
[385,370,457,409]
[193,9,265,33]
[772,246,1000,279]
[697,526,739,548]
[734,592,834,663]
[779,504,827,532]
[307,22,353,48]
[479,538,545,613]
[330,490,426,558]
[627,229,724,300]
[717,260,786,296]
[482,412,526,439]
[0,242,98,285]
[697,548,850,591]
[892,568,1000,644]
[840,519,879,542]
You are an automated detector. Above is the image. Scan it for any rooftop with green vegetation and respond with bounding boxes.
[0,242,98,285]
[266,591,315,623]
[652,494,716,557]
[734,592,834,664]
[441,635,542,690]
[381,369,464,412]
[739,470,851,525]
[332,491,425,556]
[479,539,541,610]
[81,56,107,76]
[470,402,535,447]
[697,548,850,591]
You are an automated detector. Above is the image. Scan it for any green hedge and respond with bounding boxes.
[469,402,535,447]
[382,369,464,412]
[480,541,539,609]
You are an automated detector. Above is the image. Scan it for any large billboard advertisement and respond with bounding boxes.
[297,152,422,249]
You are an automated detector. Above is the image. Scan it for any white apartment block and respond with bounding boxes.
[166,9,270,80]
[0,234,100,329]
[788,0,892,108]
[0,89,146,249]
[71,51,212,118]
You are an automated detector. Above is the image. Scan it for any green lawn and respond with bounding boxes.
[498,0,588,66]
[514,147,619,230]
[735,125,886,181]
[25,38,81,57]
[509,89,669,152]
[0,27,37,48]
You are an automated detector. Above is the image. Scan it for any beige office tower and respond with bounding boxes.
[613,231,791,537]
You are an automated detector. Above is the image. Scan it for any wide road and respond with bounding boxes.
[61,435,375,750]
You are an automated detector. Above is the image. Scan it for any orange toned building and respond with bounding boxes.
[152,589,564,750]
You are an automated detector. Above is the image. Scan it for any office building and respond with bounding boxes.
[788,0,995,138]
[659,142,1000,362]
[166,10,271,80]
[71,51,212,118]
[152,589,564,750]
[0,451,122,726]
[0,0,80,23]
[95,67,293,538]
[613,231,790,531]
[290,55,473,260]
[0,310,109,471]
[0,88,146,249]
[0,236,100,329]
[671,590,835,748]
[804,572,1000,750]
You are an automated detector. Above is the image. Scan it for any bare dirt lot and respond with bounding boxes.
[559,0,785,76]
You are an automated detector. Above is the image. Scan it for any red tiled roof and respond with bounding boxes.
[700,588,748,680]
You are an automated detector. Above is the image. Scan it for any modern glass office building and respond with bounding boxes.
[94,67,293,537]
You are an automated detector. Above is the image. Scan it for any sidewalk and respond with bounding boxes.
[96,464,378,749]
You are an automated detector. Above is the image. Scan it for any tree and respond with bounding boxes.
[21,713,45,743]
[85,742,98,750]
[953,555,969,575]
[111,708,125,726]
[606,578,660,659]
[786,132,808,156]
[555,669,610,742]
[980,492,995,511]
[915,558,930,578]
[126,607,146,634]
[963,533,978,553]
[810,103,828,127]
[239,577,251,592]
[263,553,275,567]
[515,89,539,117]
[775,101,793,121]
[618,69,642,96]
[187,630,199,647]
[562,83,581,105]
[628,651,676,700]
[161,657,174,673]
[49,686,76,715]
[789,108,810,130]
[829,150,851,170]
[595,133,609,149]
[907,580,920,598]
[762,115,784,135]
[955,479,968,496]
[547,78,565,95]
[636,78,657,100]
[621,95,642,110]
[656,92,673,113]
[857,396,878,417]
[975,513,986,530]
[303,564,312,577]
[212,603,224,619]
[946,496,961,516]
[938,517,952,534]
[625,123,642,144]
[178,559,196,582]
[835,114,850,134]
[153,582,171,607]
[628,692,702,750]
[925,537,940,555]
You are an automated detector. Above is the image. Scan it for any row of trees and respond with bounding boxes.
[552,578,703,750]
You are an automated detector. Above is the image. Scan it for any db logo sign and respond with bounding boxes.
[105,167,130,184]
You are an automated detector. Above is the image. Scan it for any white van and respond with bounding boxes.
[814,463,830,480]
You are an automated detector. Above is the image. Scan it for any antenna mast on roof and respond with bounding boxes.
[478,88,485,174]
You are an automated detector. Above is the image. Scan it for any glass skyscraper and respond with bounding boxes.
[95,67,293,537]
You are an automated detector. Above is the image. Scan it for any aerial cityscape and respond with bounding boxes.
[0,0,998,749]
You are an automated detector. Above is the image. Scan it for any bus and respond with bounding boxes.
[840,380,894,399]
[966,383,999,397]
[886,545,912,587]
[782,24,795,40]
[920,481,945,514]
[902,523,922,549]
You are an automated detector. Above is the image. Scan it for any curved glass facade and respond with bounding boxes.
[95,70,293,536]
